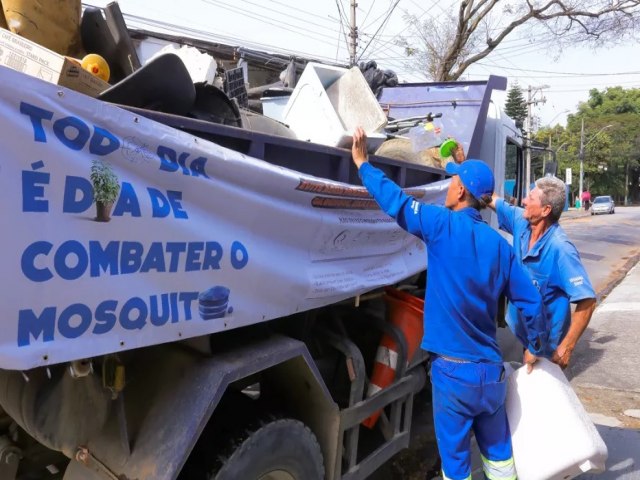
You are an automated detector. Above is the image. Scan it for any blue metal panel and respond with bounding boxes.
[378,76,507,160]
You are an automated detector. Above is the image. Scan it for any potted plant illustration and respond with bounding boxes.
[90,159,120,222]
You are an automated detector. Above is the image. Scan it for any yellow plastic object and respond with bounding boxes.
[81,54,110,82]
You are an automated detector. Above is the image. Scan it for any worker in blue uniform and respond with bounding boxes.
[351,128,547,480]
[490,176,596,368]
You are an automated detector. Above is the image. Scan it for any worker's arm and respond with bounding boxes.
[351,127,370,170]
[488,193,500,211]
[551,247,597,368]
[352,127,443,241]
[552,297,596,369]
[492,197,525,236]
[450,139,466,164]
[503,251,548,372]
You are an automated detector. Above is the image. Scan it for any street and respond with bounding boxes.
[560,206,640,300]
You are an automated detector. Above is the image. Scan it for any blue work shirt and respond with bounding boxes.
[359,163,546,363]
[495,199,595,354]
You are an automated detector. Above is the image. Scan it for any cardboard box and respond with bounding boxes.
[0,28,110,97]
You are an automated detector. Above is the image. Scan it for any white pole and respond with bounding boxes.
[579,118,585,206]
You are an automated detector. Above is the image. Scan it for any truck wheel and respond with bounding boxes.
[212,419,324,480]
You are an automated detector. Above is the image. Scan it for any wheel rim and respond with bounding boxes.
[258,471,296,480]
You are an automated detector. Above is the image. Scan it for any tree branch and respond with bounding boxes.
[406,0,640,81]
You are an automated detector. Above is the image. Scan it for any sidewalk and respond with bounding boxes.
[562,207,591,220]
[571,262,640,479]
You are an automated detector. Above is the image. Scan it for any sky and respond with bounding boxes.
[83,0,640,130]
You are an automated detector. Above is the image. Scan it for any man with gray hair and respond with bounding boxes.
[490,175,596,368]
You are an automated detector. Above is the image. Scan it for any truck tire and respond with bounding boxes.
[212,419,324,480]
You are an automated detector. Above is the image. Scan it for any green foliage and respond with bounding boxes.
[575,87,640,117]
[90,159,120,205]
[504,84,527,129]
[536,86,640,203]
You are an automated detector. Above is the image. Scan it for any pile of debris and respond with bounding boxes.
[0,0,451,169]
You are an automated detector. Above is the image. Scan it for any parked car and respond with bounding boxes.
[591,195,615,215]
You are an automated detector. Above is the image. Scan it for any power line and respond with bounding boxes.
[357,0,401,62]
[335,1,349,61]
[475,62,640,77]
[109,10,346,64]
[261,0,343,25]
[361,0,378,27]
[200,0,341,43]
[335,0,350,25]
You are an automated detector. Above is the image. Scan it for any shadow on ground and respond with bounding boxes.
[577,426,640,479]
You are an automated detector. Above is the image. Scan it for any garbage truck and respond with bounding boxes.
[0,29,527,478]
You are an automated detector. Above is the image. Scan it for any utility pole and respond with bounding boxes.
[524,85,548,194]
[525,86,532,195]
[543,136,551,175]
[578,121,613,206]
[579,118,585,205]
[625,161,629,206]
[349,0,358,66]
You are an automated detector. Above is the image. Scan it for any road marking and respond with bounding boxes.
[598,302,640,313]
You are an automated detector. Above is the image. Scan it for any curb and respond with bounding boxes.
[596,252,640,303]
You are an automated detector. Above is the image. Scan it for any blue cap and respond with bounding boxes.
[445,160,494,200]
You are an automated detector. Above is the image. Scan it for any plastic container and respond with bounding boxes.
[145,44,217,85]
[261,96,290,122]
[283,63,387,151]
[505,359,608,480]
[408,119,443,152]
[439,138,458,158]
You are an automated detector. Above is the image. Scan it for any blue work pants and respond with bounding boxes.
[430,356,516,480]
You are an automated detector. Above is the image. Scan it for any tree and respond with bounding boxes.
[504,84,527,129]
[396,1,640,81]
[534,87,640,204]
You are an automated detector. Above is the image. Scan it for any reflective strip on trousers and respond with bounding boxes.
[442,471,471,480]
[481,454,517,480]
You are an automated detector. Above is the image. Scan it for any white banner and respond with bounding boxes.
[566,167,572,185]
[0,66,448,370]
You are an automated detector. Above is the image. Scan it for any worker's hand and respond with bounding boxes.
[450,139,466,164]
[551,343,573,369]
[487,193,500,211]
[523,349,538,374]
[352,127,369,169]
